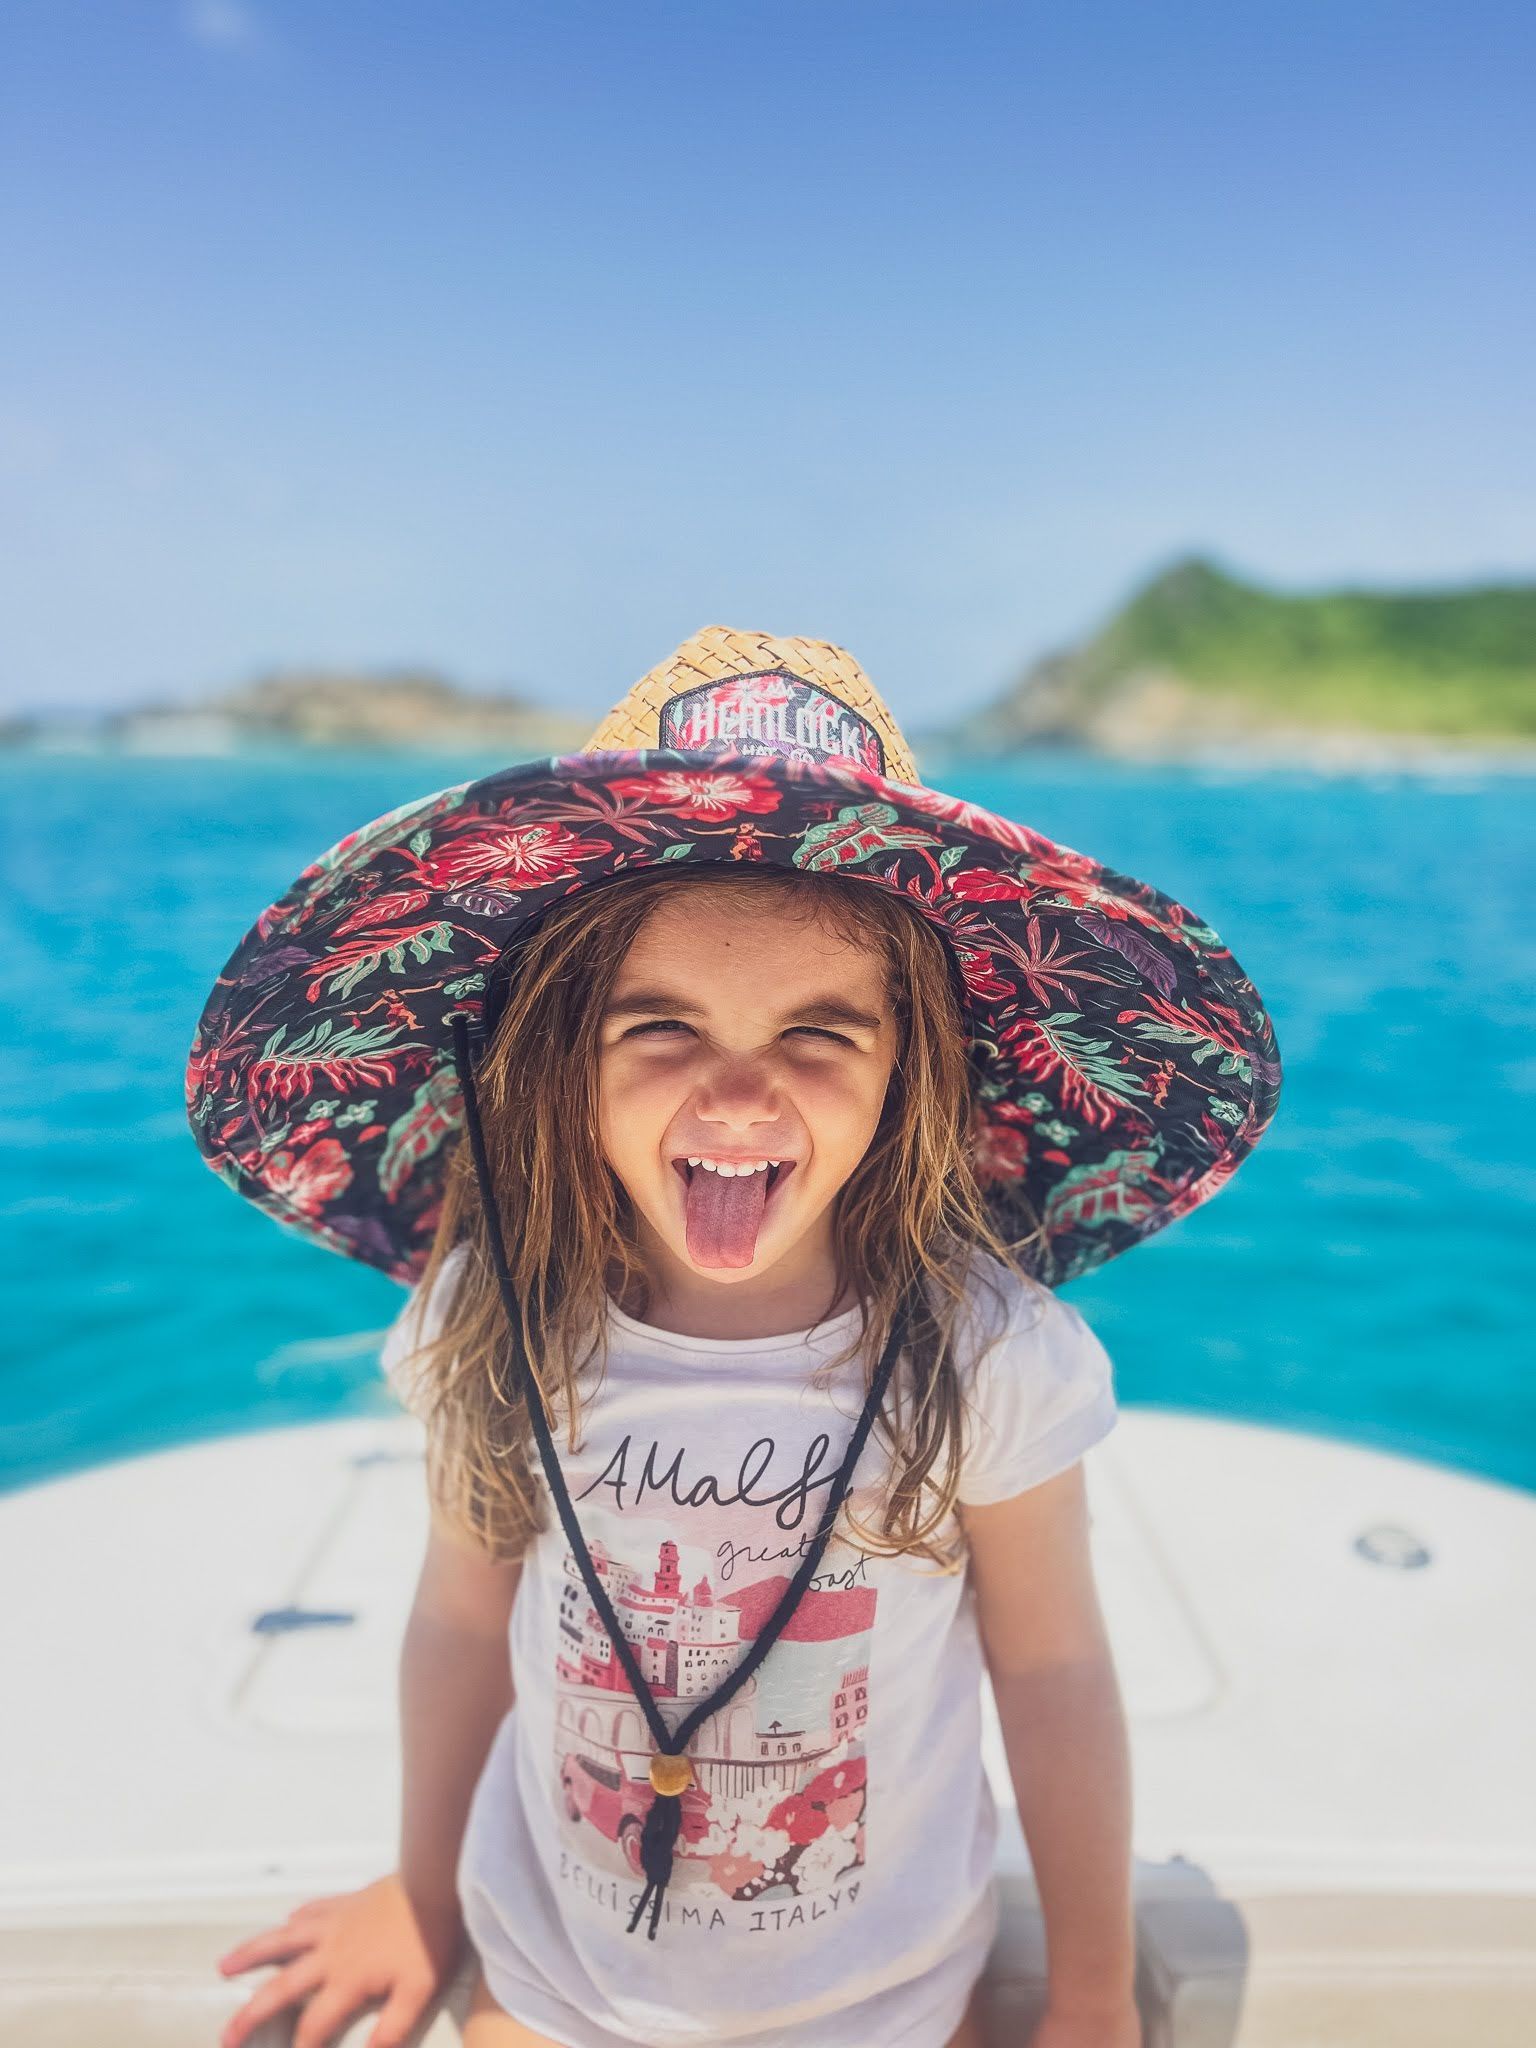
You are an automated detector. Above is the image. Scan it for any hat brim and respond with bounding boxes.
[185,747,1282,1288]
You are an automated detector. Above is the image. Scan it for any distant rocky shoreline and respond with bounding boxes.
[0,668,591,757]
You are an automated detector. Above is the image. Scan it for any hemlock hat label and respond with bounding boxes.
[657,671,887,775]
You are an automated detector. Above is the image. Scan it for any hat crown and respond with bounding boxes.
[582,624,920,785]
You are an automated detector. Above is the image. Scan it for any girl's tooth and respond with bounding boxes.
[688,1156,701,1167]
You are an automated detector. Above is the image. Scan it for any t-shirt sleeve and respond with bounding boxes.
[379,1242,471,1419]
[956,1268,1119,1506]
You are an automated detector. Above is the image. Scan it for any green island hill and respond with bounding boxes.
[929,556,1536,766]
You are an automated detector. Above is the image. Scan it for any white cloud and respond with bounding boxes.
[181,0,262,51]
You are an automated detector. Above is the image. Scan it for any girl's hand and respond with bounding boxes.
[1031,2000,1143,2048]
[215,1872,464,2048]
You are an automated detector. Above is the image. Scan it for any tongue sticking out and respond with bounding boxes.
[684,1167,771,1269]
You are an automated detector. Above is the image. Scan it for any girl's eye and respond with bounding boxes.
[621,1021,850,1045]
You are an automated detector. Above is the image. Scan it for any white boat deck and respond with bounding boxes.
[2,1407,1533,2044]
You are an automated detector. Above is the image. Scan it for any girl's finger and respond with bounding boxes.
[219,1953,325,2048]
[293,1984,377,2048]
[364,1979,434,2048]
[217,1923,314,1976]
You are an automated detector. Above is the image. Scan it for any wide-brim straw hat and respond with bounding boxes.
[185,625,1282,1289]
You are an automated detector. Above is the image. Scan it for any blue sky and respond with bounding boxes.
[2,0,1531,719]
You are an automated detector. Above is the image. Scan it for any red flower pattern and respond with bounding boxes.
[422,821,610,885]
[264,1137,354,1216]
[971,1114,1031,1183]
[606,771,780,820]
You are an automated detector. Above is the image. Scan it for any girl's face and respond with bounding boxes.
[597,890,899,1295]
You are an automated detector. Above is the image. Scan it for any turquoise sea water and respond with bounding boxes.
[2,749,1532,1498]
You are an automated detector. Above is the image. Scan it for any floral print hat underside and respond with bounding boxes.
[185,624,1282,1289]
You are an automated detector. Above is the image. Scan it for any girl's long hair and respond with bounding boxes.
[392,865,1048,1570]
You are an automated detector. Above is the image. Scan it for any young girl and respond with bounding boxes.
[189,627,1280,2048]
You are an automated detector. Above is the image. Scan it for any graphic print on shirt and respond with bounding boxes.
[550,1423,878,1914]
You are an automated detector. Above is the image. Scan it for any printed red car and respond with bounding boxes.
[560,1752,712,1874]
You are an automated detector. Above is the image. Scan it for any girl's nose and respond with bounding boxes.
[691,1052,782,1129]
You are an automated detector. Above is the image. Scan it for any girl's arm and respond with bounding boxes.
[399,1510,524,1942]
[960,1463,1140,2045]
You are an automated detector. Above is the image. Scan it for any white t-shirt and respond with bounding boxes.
[381,1246,1118,2048]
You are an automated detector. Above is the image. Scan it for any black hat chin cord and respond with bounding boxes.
[447,1014,916,1939]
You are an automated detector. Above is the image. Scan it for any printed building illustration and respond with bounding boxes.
[554,1538,870,1791]
[556,1537,746,1700]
